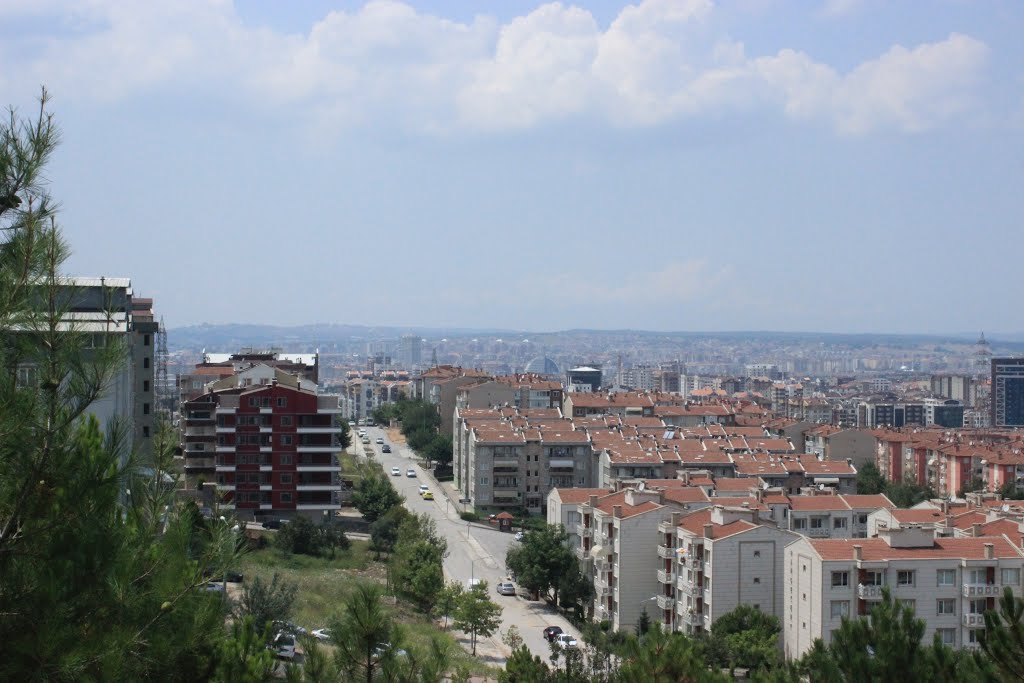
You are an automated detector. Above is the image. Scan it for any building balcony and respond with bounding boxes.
[677,581,703,598]
[574,524,593,539]
[215,407,234,415]
[493,459,519,469]
[657,544,676,560]
[215,445,235,453]
[963,613,987,627]
[680,556,702,569]
[681,611,704,626]
[296,483,339,491]
[804,527,831,538]
[574,545,591,560]
[184,457,215,470]
[657,569,675,585]
[596,585,612,597]
[260,407,273,414]
[296,462,341,472]
[656,595,675,611]
[296,445,339,453]
[594,558,611,572]
[296,503,341,510]
[963,583,1001,598]
[260,426,273,433]
[216,426,234,434]
[857,584,885,600]
[297,426,342,434]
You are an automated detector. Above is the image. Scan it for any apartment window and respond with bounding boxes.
[1002,568,1021,587]
[143,357,150,369]
[479,477,489,485]
[897,570,915,587]
[937,599,956,615]
[833,518,847,529]
[143,403,150,415]
[261,397,271,408]
[969,598,987,615]
[968,629,983,645]
[281,492,292,503]
[143,334,150,346]
[753,578,761,584]
[281,474,292,484]
[281,416,293,427]
[249,397,258,407]
[753,550,761,558]
[811,517,824,529]
[968,568,988,585]
[898,599,915,611]
[830,601,850,619]
[936,629,956,646]
[831,571,849,588]
[280,454,292,465]
[858,514,868,524]
[277,397,287,407]
[281,435,292,445]
[863,570,884,586]
[793,518,807,530]
[936,569,956,587]
[143,380,150,392]
[143,426,150,438]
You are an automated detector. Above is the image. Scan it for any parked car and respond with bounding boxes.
[458,496,471,504]
[261,519,287,530]
[514,531,525,542]
[421,491,434,501]
[203,581,225,593]
[270,632,296,660]
[555,633,578,649]
[382,445,391,453]
[311,628,332,642]
[542,626,564,642]
[406,468,416,478]
[390,467,401,476]
[375,437,384,444]
[496,581,516,596]
[273,621,308,636]
[361,436,371,444]
[373,642,408,661]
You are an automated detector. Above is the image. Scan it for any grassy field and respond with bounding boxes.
[238,542,499,677]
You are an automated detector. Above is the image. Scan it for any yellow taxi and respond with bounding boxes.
[421,491,434,501]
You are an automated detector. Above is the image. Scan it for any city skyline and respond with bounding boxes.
[3,0,1022,333]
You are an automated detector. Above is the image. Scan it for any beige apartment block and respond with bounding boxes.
[786,493,894,539]
[784,527,1024,659]
[575,488,686,631]
[659,506,801,635]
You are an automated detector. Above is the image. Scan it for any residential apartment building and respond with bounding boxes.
[181,370,343,520]
[784,526,1024,658]
[663,506,801,635]
[992,358,1024,428]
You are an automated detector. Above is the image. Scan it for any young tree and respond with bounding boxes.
[437,580,465,630]
[704,604,782,674]
[502,625,524,652]
[636,608,652,637]
[353,472,402,523]
[275,515,350,558]
[424,434,454,467]
[856,462,886,495]
[235,573,299,638]
[499,645,553,683]
[506,524,576,603]
[369,505,408,560]
[453,582,503,656]
[981,586,1024,681]
[213,617,276,683]
[616,624,728,682]
[329,582,397,683]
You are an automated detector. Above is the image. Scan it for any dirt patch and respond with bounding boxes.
[387,427,406,445]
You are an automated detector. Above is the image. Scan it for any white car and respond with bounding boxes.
[418,484,429,495]
[406,468,416,478]
[390,467,401,476]
[514,531,525,542]
[375,437,384,444]
[554,633,578,649]
[270,632,296,659]
[311,628,332,643]
[496,581,516,596]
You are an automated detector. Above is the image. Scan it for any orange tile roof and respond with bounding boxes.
[551,488,615,504]
[789,496,850,512]
[891,509,946,524]
[840,495,896,510]
[677,508,758,538]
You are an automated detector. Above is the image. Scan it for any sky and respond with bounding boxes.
[1,0,1022,334]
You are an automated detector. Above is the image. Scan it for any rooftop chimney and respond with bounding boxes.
[984,543,995,560]
[613,505,623,519]
[703,523,714,539]
[853,545,862,561]
[670,511,682,526]
[973,522,983,538]
[588,495,598,508]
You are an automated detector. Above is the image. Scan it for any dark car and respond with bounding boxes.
[543,626,564,642]
[262,519,287,530]
[382,444,391,453]
[204,568,244,583]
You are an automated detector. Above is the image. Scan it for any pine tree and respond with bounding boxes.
[0,91,239,681]
[981,586,1024,681]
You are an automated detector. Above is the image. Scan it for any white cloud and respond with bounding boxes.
[0,0,992,134]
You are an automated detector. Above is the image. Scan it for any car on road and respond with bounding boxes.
[458,496,471,503]
[496,581,516,596]
[406,468,416,478]
[514,531,525,542]
[421,491,434,501]
[358,429,367,437]
[311,628,332,643]
[390,467,401,476]
[555,633,578,649]
[375,437,384,444]
[418,484,430,494]
[361,436,371,444]
[542,626,564,642]
[270,632,296,660]
[382,444,391,453]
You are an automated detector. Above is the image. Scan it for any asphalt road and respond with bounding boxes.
[354,425,580,666]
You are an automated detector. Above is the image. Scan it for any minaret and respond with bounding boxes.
[975,332,992,376]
